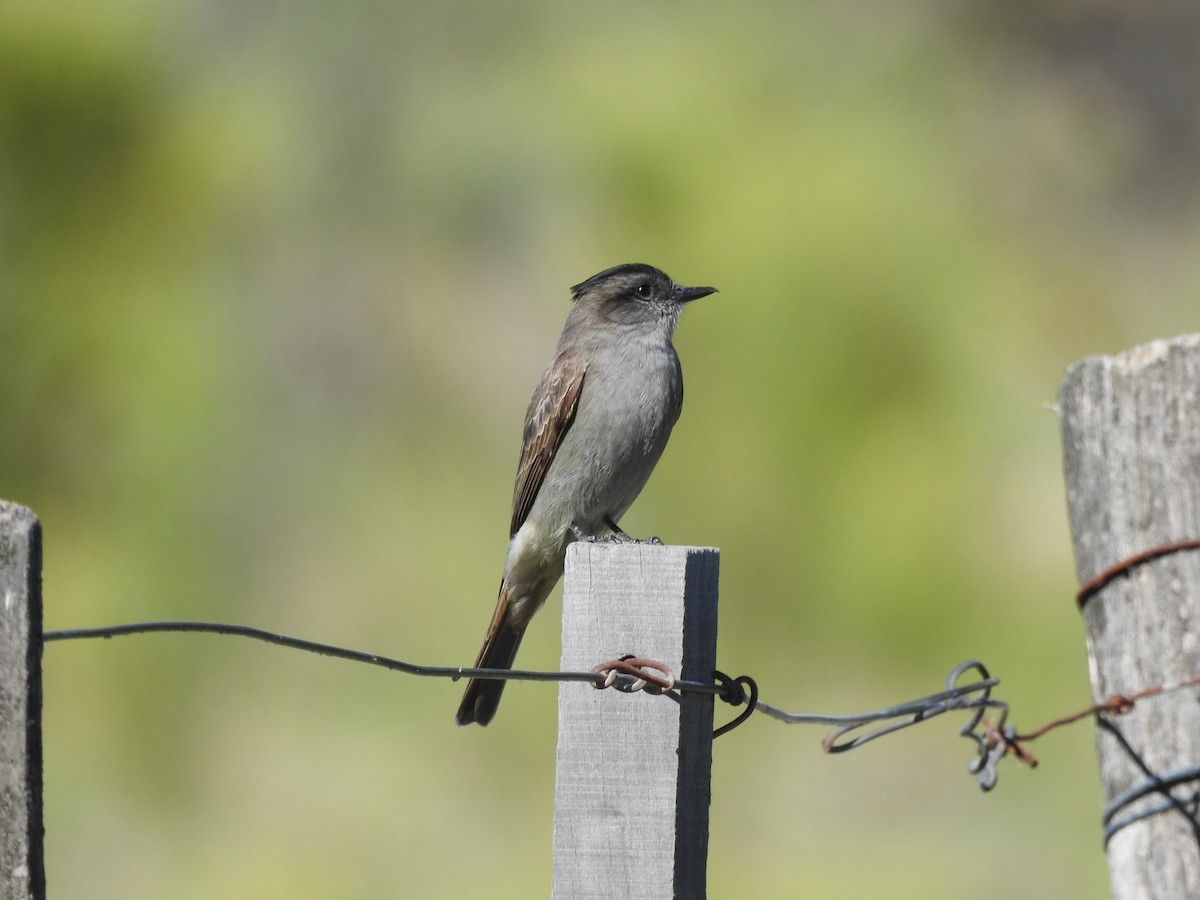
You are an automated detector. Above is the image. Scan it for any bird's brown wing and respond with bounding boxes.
[509,350,587,537]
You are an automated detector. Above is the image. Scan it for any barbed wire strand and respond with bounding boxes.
[1013,671,1200,743]
[42,620,1200,798]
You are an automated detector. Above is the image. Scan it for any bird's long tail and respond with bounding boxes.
[456,583,526,727]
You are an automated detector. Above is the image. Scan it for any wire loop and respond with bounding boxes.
[1102,762,1200,845]
[591,656,676,693]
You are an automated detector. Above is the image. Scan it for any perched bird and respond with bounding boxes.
[456,263,716,726]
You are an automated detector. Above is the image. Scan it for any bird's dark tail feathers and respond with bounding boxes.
[456,623,524,727]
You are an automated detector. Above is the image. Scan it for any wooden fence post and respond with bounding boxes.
[0,501,45,900]
[1060,334,1200,899]
[551,542,719,900]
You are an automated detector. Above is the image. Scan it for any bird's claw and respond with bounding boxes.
[570,522,663,545]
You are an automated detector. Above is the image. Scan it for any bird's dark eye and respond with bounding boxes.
[635,283,653,299]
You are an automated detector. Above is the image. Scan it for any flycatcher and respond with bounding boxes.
[456,263,716,726]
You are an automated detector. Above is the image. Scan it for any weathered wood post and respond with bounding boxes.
[1060,334,1200,899]
[551,542,719,900]
[0,501,45,900]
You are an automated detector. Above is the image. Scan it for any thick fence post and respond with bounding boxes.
[0,501,45,900]
[551,543,719,900]
[1060,334,1200,899]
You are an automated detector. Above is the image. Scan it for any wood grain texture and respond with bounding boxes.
[1060,334,1200,900]
[0,501,44,900]
[551,542,719,900]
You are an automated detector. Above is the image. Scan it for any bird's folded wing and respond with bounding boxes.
[509,350,587,537]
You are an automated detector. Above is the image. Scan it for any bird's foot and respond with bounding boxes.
[567,518,664,545]
[630,534,665,545]
[570,523,619,543]
[589,533,630,544]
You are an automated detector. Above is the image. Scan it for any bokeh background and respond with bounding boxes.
[4,1,1199,897]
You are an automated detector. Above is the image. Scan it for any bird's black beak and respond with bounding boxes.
[675,284,718,303]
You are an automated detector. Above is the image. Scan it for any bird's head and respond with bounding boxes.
[569,263,717,331]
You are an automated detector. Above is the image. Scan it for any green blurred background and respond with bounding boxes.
[4,1,1198,896]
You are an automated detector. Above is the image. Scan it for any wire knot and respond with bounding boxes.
[713,670,758,738]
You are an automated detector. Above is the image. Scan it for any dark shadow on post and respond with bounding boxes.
[673,548,720,899]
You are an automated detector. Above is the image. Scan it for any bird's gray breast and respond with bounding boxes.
[541,340,682,531]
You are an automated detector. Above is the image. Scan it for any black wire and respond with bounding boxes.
[45,623,988,735]
[43,620,729,695]
[45,621,603,685]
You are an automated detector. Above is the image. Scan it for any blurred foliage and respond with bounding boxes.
[3,0,1199,897]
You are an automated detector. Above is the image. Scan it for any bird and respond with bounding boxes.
[456,263,716,726]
